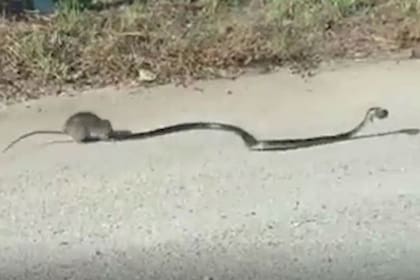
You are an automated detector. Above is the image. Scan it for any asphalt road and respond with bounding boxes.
[1,59,420,279]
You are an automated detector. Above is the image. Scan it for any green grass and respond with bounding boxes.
[0,0,419,104]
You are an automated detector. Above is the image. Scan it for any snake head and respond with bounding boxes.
[368,107,389,121]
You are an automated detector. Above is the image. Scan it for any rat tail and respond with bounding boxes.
[2,130,65,153]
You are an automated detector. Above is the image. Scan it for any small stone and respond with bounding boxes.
[138,69,157,82]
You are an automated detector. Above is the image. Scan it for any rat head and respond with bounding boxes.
[91,119,113,140]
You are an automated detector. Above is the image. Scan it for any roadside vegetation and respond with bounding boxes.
[1,0,420,104]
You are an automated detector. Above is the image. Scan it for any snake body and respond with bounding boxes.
[112,107,388,151]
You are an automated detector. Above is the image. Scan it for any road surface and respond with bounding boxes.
[0,59,420,279]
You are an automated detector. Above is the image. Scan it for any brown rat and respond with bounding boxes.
[2,111,113,153]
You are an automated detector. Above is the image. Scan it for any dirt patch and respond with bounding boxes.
[1,0,420,105]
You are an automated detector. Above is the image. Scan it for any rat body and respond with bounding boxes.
[2,112,113,153]
[63,112,113,142]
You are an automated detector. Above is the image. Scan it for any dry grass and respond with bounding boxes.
[1,0,420,104]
